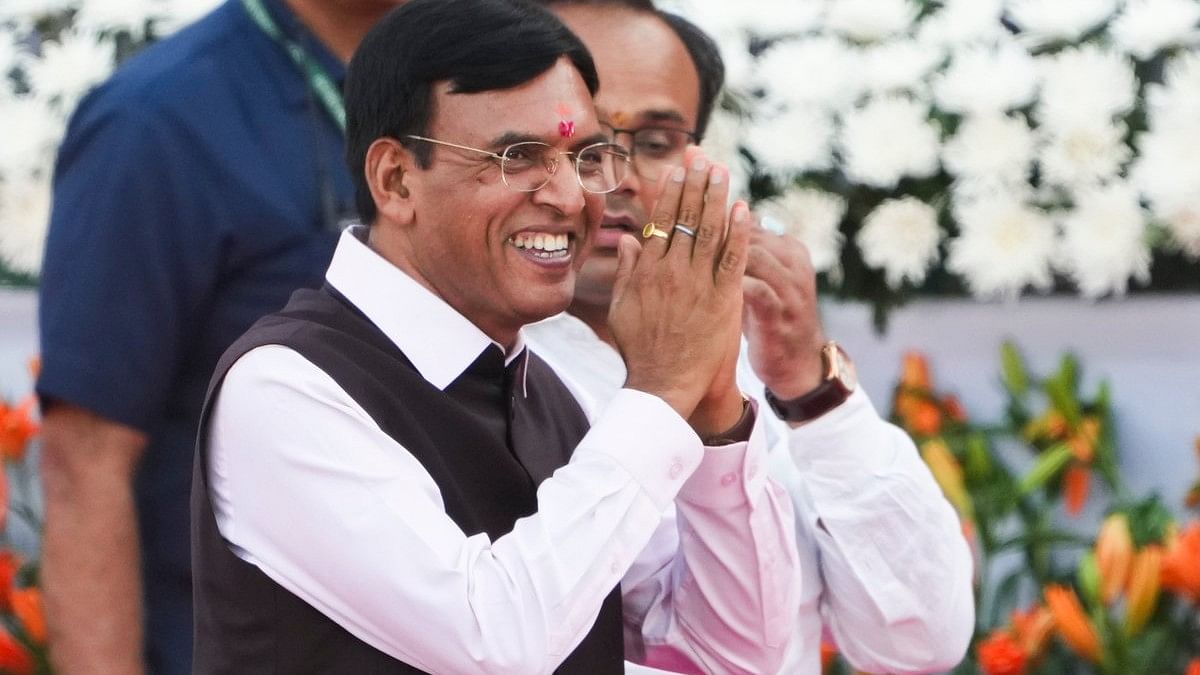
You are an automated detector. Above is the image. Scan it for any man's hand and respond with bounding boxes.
[609,148,749,431]
[743,226,827,401]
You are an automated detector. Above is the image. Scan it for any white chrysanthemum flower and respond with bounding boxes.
[1007,0,1118,45]
[75,0,165,37]
[1039,121,1132,189]
[0,97,64,179]
[1057,185,1151,298]
[1130,125,1200,218]
[1037,46,1137,131]
[856,197,942,287]
[0,0,73,25]
[759,187,847,273]
[1144,52,1200,130]
[25,29,115,110]
[917,0,1007,48]
[931,41,1038,115]
[859,41,943,95]
[947,196,1057,298]
[0,174,51,275]
[744,105,835,175]
[1110,0,1200,61]
[826,0,918,43]
[700,110,750,200]
[681,0,824,40]
[756,37,863,113]
[1152,196,1200,259]
[839,96,940,189]
[943,114,1035,185]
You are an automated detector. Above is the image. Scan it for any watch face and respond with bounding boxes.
[834,348,859,391]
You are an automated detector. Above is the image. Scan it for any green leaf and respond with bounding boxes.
[1078,551,1101,607]
[1019,444,1074,495]
[1000,341,1029,397]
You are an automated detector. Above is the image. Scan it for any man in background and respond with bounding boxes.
[528,1,976,671]
[36,0,400,671]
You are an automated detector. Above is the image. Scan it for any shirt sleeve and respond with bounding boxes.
[619,403,800,675]
[782,388,975,674]
[37,92,218,429]
[210,345,740,675]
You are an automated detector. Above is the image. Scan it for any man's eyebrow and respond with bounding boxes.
[644,109,687,124]
[485,130,611,151]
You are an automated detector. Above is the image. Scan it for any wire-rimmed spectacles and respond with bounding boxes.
[604,125,698,182]
[404,135,632,194]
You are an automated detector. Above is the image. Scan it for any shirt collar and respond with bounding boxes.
[326,226,527,391]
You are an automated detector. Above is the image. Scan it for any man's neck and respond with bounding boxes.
[567,299,615,348]
[285,0,393,63]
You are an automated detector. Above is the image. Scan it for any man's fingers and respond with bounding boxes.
[715,200,751,288]
[611,233,642,302]
[742,276,783,321]
[666,153,712,262]
[643,165,686,259]
[692,165,730,268]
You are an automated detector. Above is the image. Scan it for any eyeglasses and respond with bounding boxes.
[404,135,632,194]
[604,125,698,182]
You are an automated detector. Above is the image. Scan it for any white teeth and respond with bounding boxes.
[509,232,570,253]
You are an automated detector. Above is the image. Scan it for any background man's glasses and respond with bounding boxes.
[604,125,699,182]
[404,135,631,194]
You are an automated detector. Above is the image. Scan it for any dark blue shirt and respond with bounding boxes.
[37,1,353,671]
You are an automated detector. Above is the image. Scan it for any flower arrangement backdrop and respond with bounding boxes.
[668,0,1200,327]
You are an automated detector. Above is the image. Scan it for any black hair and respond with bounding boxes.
[532,0,725,139]
[344,0,600,223]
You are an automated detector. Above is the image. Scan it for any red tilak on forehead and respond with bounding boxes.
[556,102,575,138]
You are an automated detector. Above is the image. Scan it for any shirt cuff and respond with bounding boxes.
[677,403,770,509]
[582,388,704,512]
[786,388,900,471]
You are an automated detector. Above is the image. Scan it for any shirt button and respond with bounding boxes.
[668,461,683,479]
[720,472,737,486]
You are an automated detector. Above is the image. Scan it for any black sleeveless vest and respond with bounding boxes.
[191,286,624,674]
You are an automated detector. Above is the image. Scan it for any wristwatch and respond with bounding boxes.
[764,341,858,423]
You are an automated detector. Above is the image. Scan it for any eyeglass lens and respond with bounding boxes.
[500,142,630,194]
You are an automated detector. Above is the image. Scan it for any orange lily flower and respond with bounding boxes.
[0,624,32,675]
[1124,545,1163,636]
[1161,521,1200,603]
[819,640,838,672]
[1063,464,1090,517]
[921,439,972,518]
[1065,416,1100,463]
[0,395,39,462]
[942,394,968,423]
[11,587,45,644]
[900,351,932,390]
[977,629,1027,675]
[1044,585,1101,662]
[0,551,19,613]
[1010,604,1054,658]
[1095,514,1133,604]
[1185,657,1200,675]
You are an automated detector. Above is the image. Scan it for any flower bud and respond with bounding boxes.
[1124,545,1163,636]
[1095,514,1132,604]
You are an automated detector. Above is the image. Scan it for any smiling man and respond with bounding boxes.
[526,1,976,673]
[191,0,801,672]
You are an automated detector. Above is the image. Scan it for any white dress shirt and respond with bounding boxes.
[525,313,975,675]
[208,228,800,675]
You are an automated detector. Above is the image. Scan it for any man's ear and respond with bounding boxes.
[365,138,415,226]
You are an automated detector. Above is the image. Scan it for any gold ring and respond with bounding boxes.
[642,223,670,240]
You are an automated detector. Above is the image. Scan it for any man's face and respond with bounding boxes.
[553,5,701,308]
[401,57,606,341]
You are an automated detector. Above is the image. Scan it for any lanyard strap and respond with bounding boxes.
[241,0,346,134]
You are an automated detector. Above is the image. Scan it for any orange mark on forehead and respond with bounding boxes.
[610,111,629,126]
